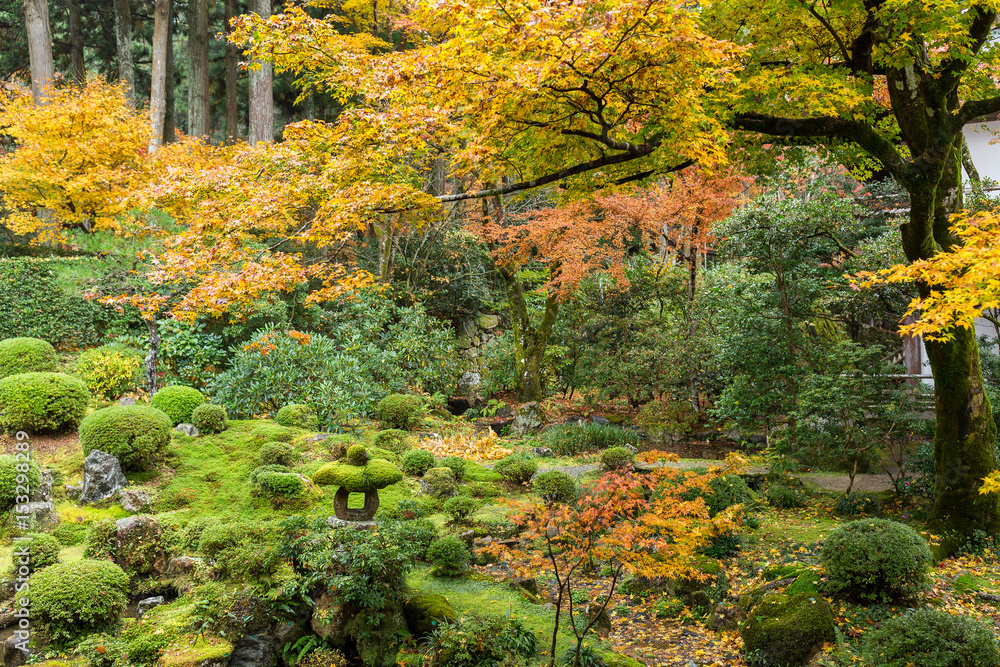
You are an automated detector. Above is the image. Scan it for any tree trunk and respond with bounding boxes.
[68,0,84,83]
[22,0,54,103]
[145,318,161,395]
[148,0,169,153]
[113,0,135,102]
[224,0,239,141]
[163,11,176,144]
[248,0,273,144]
[187,0,210,138]
[501,268,559,402]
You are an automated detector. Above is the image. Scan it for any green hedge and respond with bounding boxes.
[0,372,90,432]
[78,405,172,470]
[149,385,205,425]
[28,559,129,646]
[0,337,56,378]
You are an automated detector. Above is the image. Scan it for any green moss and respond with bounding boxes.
[312,458,404,491]
[602,653,647,667]
[464,461,503,483]
[404,593,458,637]
[954,573,989,594]
[157,635,233,667]
[785,571,822,597]
[192,404,227,434]
[739,592,836,667]
[762,564,811,581]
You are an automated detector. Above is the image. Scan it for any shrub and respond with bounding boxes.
[863,607,1000,667]
[198,520,282,582]
[192,403,227,434]
[546,423,641,457]
[401,448,436,476]
[532,470,577,504]
[10,532,60,575]
[149,385,205,425]
[441,455,467,482]
[834,492,882,517]
[275,403,319,430]
[601,446,634,470]
[427,535,471,577]
[0,372,89,432]
[78,405,172,471]
[820,518,932,602]
[395,518,439,559]
[421,613,536,667]
[29,559,129,646]
[375,393,426,430]
[637,398,697,437]
[468,481,502,499]
[704,475,757,517]
[766,482,809,508]
[374,428,411,453]
[253,469,306,499]
[0,336,56,378]
[75,344,143,399]
[443,495,482,523]
[0,454,41,511]
[299,648,348,667]
[259,441,296,466]
[493,454,537,485]
[423,467,458,498]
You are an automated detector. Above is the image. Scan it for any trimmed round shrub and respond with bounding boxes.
[820,518,932,602]
[78,405,172,471]
[423,467,458,498]
[192,403,227,434]
[0,337,56,378]
[440,455,467,482]
[0,372,89,432]
[312,458,404,491]
[10,532,60,575]
[532,470,577,504]
[601,446,634,470]
[862,607,1000,667]
[401,448,436,476]
[374,428,411,453]
[275,403,319,431]
[493,454,537,485]
[75,344,143,400]
[704,474,757,517]
[375,393,425,430]
[0,454,42,511]
[443,495,482,523]
[347,443,369,465]
[253,469,306,499]
[427,535,470,577]
[259,441,296,466]
[149,385,205,425]
[29,559,129,646]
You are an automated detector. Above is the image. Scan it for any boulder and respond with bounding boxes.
[64,483,83,499]
[115,515,167,575]
[229,632,278,667]
[19,502,59,531]
[591,415,610,426]
[403,594,457,638]
[118,488,152,513]
[118,397,137,406]
[274,618,309,647]
[310,591,350,642]
[421,467,457,498]
[508,576,540,599]
[3,635,27,667]
[706,602,745,632]
[137,596,165,618]
[511,402,545,436]
[478,314,500,330]
[30,470,53,502]
[586,603,612,637]
[174,423,200,437]
[564,415,588,425]
[457,371,482,396]
[532,447,554,457]
[166,556,203,576]
[80,450,128,504]
[739,592,836,667]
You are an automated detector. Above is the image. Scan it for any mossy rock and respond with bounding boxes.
[762,563,811,581]
[786,571,822,597]
[156,635,232,667]
[603,653,647,667]
[403,593,457,638]
[954,572,989,594]
[312,458,403,491]
[739,592,835,667]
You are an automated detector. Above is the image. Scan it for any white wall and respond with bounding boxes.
[963,120,1000,184]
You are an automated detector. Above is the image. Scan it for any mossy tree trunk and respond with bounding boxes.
[500,267,559,402]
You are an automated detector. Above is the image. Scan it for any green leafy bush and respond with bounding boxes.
[0,372,89,432]
[401,448,436,476]
[28,559,129,646]
[375,393,426,430]
[259,441,296,466]
[0,454,41,511]
[198,520,282,582]
[78,405,172,471]
[427,535,471,577]
[863,607,1000,667]
[275,403,320,430]
[0,336,56,378]
[545,423,641,457]
[493,454,537,485]
[766,482,809,509]
[704,475,757,517]
[443,495,482,523]
[423,467,458,498]
[601,446,634,470]
[192,403,227,434]
[637,398,698,437]
[820,518,932,602]
[253,469,306,499]
[10,532,60,575]
[468,481,502,499]
[374,428,411,453]
[440,455,467,481]
[149,385,205,425]
[834,492,883,517]
[420,613,537,667]
[75,344,143,399]
[532,470,577,504]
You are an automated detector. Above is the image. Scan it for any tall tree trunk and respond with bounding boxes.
[145,318,160,395]
[224,0,239,141]
[187,0,210,138]
[68,0,84,83]
[163,11,176,143]
[22,0,54,103]
[112,0,135,102]
[148,0,170,153]
[248,0,273,144]
[501,268,559,402]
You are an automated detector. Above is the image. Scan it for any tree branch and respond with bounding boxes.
[938,7,997,97]
[958,95,1000,126]
[797,0,852,65]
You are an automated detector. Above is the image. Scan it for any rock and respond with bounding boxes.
[137,596,165,618]
[174,423,200,437]
[511,402,545,436]
[65,483,83,499]
[81,450,129,504]
[739,593,836,667]
[459,530,476,547]
[274,618,309,647]
[309,433,331,443]
[421,467,457,498]
[532,447,554,457]
[118,397,137,406]
[115,515,167,575]
[564,415,588,426]
[30,470,53,502]
[706,602,745,632]
[478,314,500,330]
[457,371,482,396]
[747,434,767,446]
[3,635,27,667]
[489,419,513,436]
[118,488,152,513]
[166,556,203,576]
[591,415,610,426]
[326,517,377,530]
[404,594,457,638]
[310,591,350,641]
[508,577,539,597]
[19,502,59,531]
[229,632,278,667]
[624,444,638,455]
[586,603,612,637]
